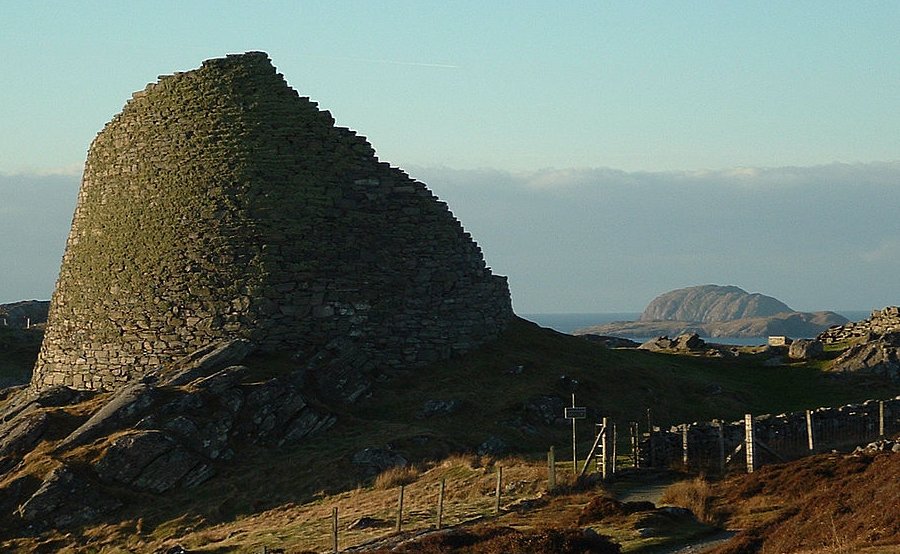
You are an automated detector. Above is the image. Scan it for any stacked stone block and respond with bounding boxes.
[641,397,900,470]
[818,306,900,343]
[33,52,513,391]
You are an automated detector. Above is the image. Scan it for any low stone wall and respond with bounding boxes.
[640,397,900,471]
[818,307,900,343]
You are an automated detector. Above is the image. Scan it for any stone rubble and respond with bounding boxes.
[818,306,900,343]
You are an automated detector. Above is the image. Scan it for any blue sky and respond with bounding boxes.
[3,2,899,173]
[2,2,899,312]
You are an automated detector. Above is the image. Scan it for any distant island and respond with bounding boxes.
[576,284,848,338]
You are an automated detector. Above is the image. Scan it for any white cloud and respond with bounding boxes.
[860,238,900,263]
[1,164,83,177]
[416,161,900,312]
[4,161,900,311]
[416,160,900,193]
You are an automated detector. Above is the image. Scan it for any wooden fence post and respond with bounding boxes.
[571,394,578,476]
[681,424,689,468]
[716,421,725,473]
[548,446,556,489]
[745,414,755,473]
[437,478,445,529]
[332,506,338,554]
[630,421,640,468]
[600,417,609,479]
[494,466,503,513]
[395,485,405,533]
[611,422,618,476]
[879,400,885,438]
[806,409,815,451]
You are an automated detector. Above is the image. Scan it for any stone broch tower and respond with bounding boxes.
[33,52,513,391]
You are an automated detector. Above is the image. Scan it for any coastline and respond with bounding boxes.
[523,311,872,346]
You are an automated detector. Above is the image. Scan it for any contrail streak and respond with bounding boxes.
[305,54,459,69]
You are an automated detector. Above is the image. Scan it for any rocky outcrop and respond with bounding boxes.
[638,333,707,352]
[18,464,123,530]
[352,447,408,477]
[0,341,336,531]
[818,306,900,344]
[789,339,825,360]
[639,285,793,322]
[33,51,512,393]
[95,430,212,493]
[830,332,900,381]
[577,285,847,339]
[417,399,463,419]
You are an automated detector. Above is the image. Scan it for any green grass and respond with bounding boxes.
[349,318,899,458]
[0,327,41,387]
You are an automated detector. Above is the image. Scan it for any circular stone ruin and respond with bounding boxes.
[33,52,512,391]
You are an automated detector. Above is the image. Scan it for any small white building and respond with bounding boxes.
[767,336,793,347]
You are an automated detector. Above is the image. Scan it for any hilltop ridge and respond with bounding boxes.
[579,285,847,338]
[640,285,792,322]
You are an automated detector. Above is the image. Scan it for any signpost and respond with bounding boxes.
[565,394,587,475]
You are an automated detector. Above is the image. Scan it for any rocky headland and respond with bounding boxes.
[576,285,847,338]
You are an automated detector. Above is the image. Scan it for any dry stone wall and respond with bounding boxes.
[641,397,899,470]
[818,307,900,343]
[33,52,513,391]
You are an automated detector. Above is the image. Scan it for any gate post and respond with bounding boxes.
[744,414,755,473]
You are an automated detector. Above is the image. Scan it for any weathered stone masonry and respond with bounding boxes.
[641,397,900,470]
[33,52,513,391]
[818,306,900,343]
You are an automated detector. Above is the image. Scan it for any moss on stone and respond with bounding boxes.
[34,52,512,391]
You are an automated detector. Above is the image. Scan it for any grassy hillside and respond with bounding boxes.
[351,318,897,449]
[2,317,897,552]
[700,448,900,553]
[0,327,41,387]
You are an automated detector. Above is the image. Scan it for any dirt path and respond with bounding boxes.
[609,469,680,504]
[617,482,673,504]
[652,530,737,553]
[611,471,739,554]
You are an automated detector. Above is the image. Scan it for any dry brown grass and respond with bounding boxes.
[121,455,560,553]
[367,524,622,553]
[373,465,421,490]
[440,452,482,470]
[659,476,722,526]
[707,451,900,554]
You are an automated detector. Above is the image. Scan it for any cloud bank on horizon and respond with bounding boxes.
[415,161,900,313]
[3,162,898,314]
